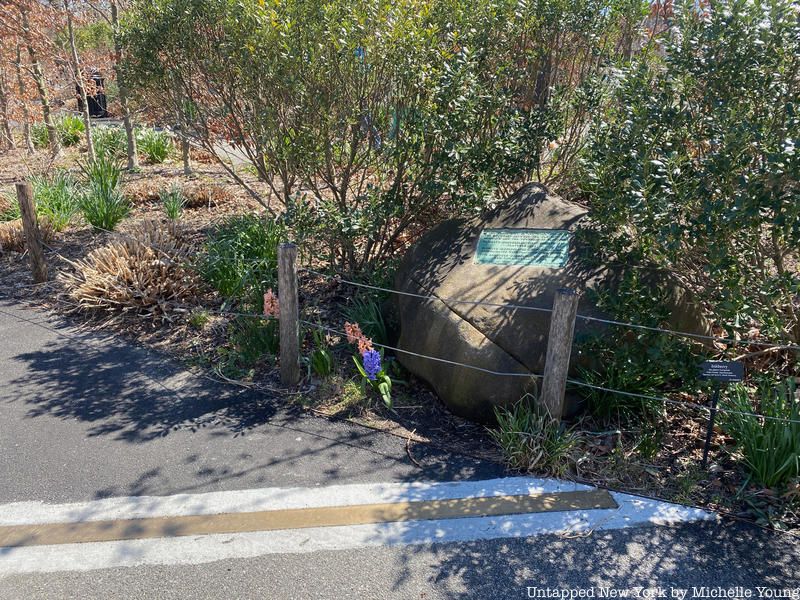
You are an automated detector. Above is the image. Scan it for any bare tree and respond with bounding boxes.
[175,81,191,175]
[110,0,137,169]
[14,44,36,154]
[0,62,15,151]
[19,1,61,156]
[85,0,138,169]
[64,0,95,161]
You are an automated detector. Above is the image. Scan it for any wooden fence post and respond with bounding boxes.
[540,288,580,420]
[278,242,300,386]
[15,181,48,283]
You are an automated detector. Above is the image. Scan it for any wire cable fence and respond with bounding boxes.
[297,318,800,426]
[27,289,800,429]
[298,319,542,379]
[57,283,783,426]
[59,229,800,350]
[30,223,799,426]
[300,267,800,352]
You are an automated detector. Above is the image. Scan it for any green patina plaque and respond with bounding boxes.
[475,228,571,268]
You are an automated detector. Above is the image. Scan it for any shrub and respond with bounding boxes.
[160,185,185,220]
[60,220,202,317]
[137,128,173,163]
[80,155,129,231]
[720,379,800,489]
[490,394,578,477]
[124,0,644,271]
[199,214,284,308]
[578,0,800,343]
[575,330,699,424]
[93,126,128,161]
[29,171,81,232]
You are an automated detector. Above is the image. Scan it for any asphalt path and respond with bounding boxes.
[0,299,798,598]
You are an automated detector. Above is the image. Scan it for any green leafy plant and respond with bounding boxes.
[575,331,697,423]
[720,379,800,489]
[79,155,129,231]
[137,128,173,163]
[308,328,334,378]
[93,126,128,161]
[29,171,81,231]
[31,122,50,149]
[220,316,280,376]
[124,0,644,271]
[199,214,284,308]
[0,192,21,222]
[82,153,122,190]
[57,114,85,147]
[188,309,210,329]
[490,394,578,477]
[344,295,388,346]
[31,115,85,149]
[160,185,185,220]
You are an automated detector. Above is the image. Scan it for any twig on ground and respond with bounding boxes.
[406,428,424,468]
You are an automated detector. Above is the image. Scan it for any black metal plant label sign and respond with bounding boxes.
[698,360,744,469]
[699,360,745,383]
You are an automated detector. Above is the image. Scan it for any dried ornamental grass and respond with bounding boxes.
[0,218,55,253]
[184,183,233,209]
[123,180,161,205]
[60,220,203,318]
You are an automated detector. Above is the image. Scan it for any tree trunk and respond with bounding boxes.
[181,133,191,175]
[14,45,35,154]
[21,6,60,157]
[175,83,191,175]
[0,67,15,151]
[111,0,138,170]
[66,1,94,162]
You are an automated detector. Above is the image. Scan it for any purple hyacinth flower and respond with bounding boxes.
[362,349,381,381]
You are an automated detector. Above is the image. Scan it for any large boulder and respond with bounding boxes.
[394,183,708,422]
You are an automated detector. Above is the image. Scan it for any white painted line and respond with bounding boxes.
[0,490,716,575]
[0,476,593,526]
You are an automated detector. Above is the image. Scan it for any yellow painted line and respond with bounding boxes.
[0,490,616,548]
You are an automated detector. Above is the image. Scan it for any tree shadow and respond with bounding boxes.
[2,306,506,503]
[380,519,800,595]
[6,334,278,443]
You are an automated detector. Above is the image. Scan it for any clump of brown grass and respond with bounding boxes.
[0,218,55,252]
[60,219,203,319]
[184,183,233,209]
[122,181,161,205]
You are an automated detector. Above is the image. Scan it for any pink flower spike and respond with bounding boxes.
[345,321,373,353]
[263,289,280,318]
